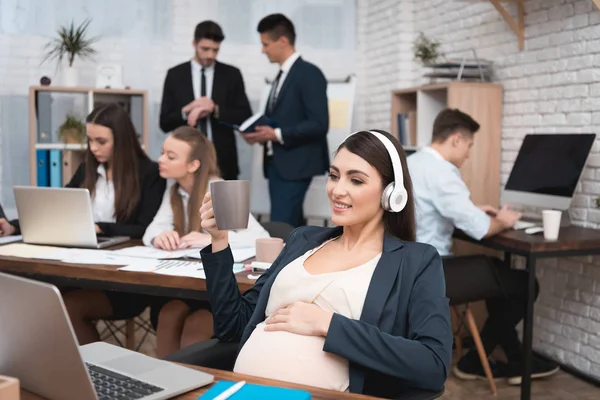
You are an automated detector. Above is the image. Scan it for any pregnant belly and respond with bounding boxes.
[233,322,349,392]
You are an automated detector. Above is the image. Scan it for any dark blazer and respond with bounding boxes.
[201,226,452,398]
[65,157,166,238]
[266,57,329,181]
[160,61,253,180]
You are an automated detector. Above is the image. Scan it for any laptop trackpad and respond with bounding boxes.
[103,353,161,375]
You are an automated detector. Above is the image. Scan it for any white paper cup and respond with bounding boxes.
[542,210,562,241]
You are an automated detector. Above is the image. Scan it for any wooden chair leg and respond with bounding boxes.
[450,306,464,359]
[126,319,135,350]
[465,306,497,395]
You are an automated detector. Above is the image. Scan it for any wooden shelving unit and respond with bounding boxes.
[391,81,503,217]
[28,86,148,186]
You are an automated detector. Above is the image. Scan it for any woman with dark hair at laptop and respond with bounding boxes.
[0,103,166,344]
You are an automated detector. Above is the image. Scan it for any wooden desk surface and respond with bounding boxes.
[455,225,600,254]
[21,365,380,400]
[0,240,255,295]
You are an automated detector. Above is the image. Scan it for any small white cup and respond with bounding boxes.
[542,210,562,241]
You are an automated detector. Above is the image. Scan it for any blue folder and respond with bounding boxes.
[36,149,49,187]
[49,150,62,187]
[199,380,311,399]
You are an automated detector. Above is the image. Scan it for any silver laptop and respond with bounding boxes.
[0,272,214,400]
[14,186,130,249]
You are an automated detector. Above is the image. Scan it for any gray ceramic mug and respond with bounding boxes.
[209,180,250,230]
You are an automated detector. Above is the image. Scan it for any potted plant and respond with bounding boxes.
[413,32,441,66]
[58,115,86,144]
[42,19,98,86]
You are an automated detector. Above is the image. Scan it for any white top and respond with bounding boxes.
[142,178,269,247]
[234,238,381,391]
[91,164,116,223]
[407,147,490,256]
[184,59,214,141]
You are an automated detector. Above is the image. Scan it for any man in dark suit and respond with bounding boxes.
[160,21,252,180]
[244,14,329,227]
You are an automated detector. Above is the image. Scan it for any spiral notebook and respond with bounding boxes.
[199,380,311,399]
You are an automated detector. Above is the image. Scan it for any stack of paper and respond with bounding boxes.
[112,245,256,263]
[0,235,22,245]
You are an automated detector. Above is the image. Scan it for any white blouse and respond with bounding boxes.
[142,178,269,246]
[234,238,381,391]
[91,164,116,223]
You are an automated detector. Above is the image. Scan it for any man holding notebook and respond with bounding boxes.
[243,14,329,227]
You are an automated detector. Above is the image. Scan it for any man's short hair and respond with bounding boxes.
[432,108,480,143]
[194,20,225,43]
[257,13,296,46]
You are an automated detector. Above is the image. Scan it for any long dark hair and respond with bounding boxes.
[83,103,149,221]
[337,130,416,241]
[169,126,220,235]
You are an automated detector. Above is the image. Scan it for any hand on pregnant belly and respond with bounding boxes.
[264,301,334,337]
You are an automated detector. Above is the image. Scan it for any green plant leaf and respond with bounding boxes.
[41,18,99,68]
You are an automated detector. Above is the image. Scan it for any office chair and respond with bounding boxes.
[260,221,294,240]
[444,254,502,395]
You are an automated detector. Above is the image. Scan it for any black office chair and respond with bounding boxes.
[444,254,508,395]
[165,339,444,399]
[259,221,294,240]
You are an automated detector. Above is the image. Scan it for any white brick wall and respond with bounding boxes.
[0,0,355,212]
[357,0,600,379]
[356,0,417,130]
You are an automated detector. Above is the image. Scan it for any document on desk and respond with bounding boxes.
[0,235,22,245]
[119,259,206,278]
[153,260,206,279]
[111,246,194,259]
[0,243,65,258]
[61,253,157,266]
[111,245,256,262]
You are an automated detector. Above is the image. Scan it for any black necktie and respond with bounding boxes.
[266,70,283,116]
[198,67,207,135]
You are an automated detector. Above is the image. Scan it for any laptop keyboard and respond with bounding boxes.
[86,362,164,400]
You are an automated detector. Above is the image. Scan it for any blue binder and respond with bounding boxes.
[49,150,62,187]
[199,381,311,399]
[36,149,50,187]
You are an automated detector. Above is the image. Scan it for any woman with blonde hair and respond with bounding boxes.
[143,126,268,357]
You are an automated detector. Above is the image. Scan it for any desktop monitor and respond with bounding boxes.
[501,133,596,212]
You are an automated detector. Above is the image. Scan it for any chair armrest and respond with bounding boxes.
[163,338,239,371]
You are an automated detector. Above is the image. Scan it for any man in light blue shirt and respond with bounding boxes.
[408,109,558,385]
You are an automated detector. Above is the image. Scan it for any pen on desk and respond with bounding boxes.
[213,380,246,400]
[178,241,187,249]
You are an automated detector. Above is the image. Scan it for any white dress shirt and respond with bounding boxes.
[143,178,270,247]
[91,164,116,223]
[407,147,490,256]
[266,52,301,155]
[182,60,215,141]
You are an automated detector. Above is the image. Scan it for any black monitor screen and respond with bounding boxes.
[505,134,595,197]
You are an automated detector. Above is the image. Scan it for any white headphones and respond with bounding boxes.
[345,130,408,213]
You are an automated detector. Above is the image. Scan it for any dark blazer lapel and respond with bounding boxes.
[211,61,225,100]
[272,57,302,113]
[350,233,405,393]
[360,233,404,326]
[182,61,195,102]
